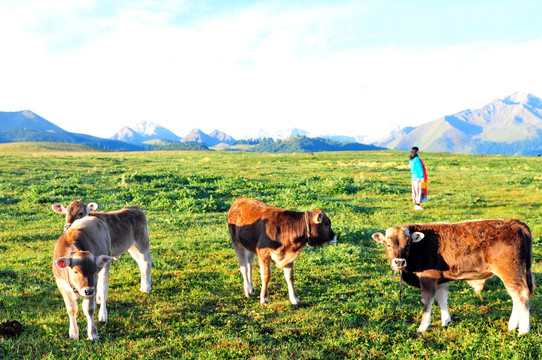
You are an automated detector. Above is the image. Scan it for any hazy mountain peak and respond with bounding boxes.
[0,110,65,133]
[503,92,531,105]
[21,110,37,119]
[209,129,235,145]
[243,128,310,140]
[134,120,161,136]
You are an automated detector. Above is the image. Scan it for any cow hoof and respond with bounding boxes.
[260,298,269,305]
[416,327,428,334]
[140,286,151,294]
[290,298,301,306]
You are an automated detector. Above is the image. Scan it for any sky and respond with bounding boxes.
[2,0,542,141]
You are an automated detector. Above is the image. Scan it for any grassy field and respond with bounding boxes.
[0,143,541,359]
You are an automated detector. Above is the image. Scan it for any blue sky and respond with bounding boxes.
[1,0,542,140]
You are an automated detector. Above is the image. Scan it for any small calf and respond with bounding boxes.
[52,201,152,294]
[53,217,112,341]
[372,219,535,334]
[228,197,337,305]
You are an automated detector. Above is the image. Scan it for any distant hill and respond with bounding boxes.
[377,93,542,155]
[0,111,142,151]
[236,135,384,153]
[0,142,104,153]
[181,128,223,146]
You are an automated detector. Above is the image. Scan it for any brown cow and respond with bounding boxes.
[372,219,535,334]
[53,216,112,341]
[228,197,337,305]
[52,201,152,293]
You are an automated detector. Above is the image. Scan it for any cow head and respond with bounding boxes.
[52,201,99,231]
[372,227,424,271]
[307,209,337,247]
[55,251,112,297]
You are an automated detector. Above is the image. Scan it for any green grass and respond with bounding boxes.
[0,147,541,359]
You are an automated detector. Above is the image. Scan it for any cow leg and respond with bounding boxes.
[82,296,98,341]
[258,257,272,304]
[435,283,452,327]
[283,262,300,306]
[418,278,437,333]
[502,278,531,335]
[97,263,110,323]
[245,251,255,297]
[128,244,152,294]
[233,241,255,298]
[59,286,80,340]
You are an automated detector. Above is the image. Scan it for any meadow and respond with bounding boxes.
[0,143,541,359]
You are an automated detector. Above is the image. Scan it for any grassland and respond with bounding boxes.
[0,144,541,359]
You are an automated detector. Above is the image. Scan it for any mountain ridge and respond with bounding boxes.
[377,92,542,155]
[3,92,542,155]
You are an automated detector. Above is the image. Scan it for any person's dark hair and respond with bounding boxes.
[409,147,419,160]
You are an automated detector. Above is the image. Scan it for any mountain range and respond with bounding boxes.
[0,110,142,151]
[1,92,542,155]
[377,92,542,156]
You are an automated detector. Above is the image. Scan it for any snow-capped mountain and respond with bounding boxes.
[111,121,181,143]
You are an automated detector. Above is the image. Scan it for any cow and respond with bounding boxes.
[372,219,535,335]
[52,216,113,341]
[228,197,337,305]
[52,201,152,294]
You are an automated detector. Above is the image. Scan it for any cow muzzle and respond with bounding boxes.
[391,258,407,271]
[64,223,72,231]
[325,235,338,245]
[81,287,95,297]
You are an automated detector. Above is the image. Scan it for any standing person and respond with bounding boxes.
[409,147,427,210]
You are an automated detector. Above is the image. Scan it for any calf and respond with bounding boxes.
[52,201,152,293]
[372,219,535,334]
[53,216,112,341]
[228,197,337,305]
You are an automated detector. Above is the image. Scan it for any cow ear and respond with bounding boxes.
[87,202,98,213]
[372,232,386,244]
[56,258,71,269]
[312,210,324,224]
[52,204,67,215]
[96,255,112,268]
[411,232,425,243]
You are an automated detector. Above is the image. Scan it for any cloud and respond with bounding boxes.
[1,1,542,140]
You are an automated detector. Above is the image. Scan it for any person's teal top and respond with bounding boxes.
[409,157,424,179]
